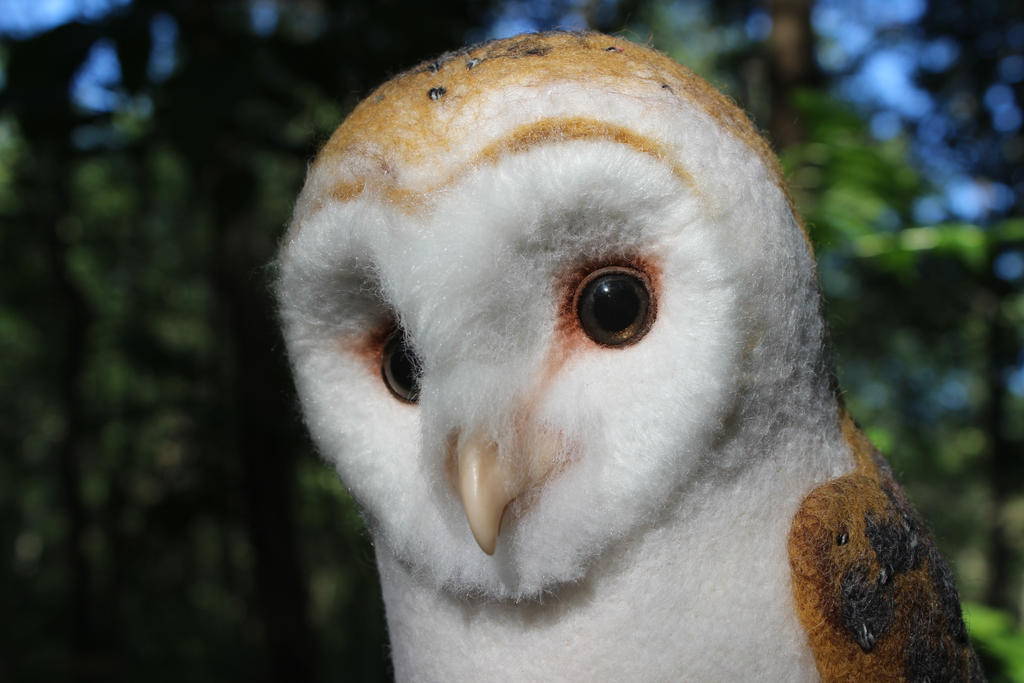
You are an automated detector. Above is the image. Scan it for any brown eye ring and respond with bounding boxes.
[381,328,421,403]
[575,266,654,347]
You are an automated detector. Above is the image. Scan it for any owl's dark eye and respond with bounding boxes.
[576,266,654,347]
[382,329,421,403]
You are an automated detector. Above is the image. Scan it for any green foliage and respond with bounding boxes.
[782,89,926,252]
[783,88,1024,631]
[2,1,1021,680]
[1,1,500,680]
[966,602,1024,682]
[642,15,1024,660]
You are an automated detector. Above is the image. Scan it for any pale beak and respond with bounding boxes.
[454,429,562,555]
[455,433,514,555]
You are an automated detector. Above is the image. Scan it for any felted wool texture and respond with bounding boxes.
[788,413,984,682]
[377,460,829,681]
[276,30,878,680]
[285,31,793,241]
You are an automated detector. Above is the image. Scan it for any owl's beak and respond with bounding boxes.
[454,429,563,555]
[455,433,513,555]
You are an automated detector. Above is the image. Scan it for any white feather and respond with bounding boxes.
[277,35,854,680]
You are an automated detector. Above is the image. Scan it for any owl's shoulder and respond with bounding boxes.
[788,416,984,682]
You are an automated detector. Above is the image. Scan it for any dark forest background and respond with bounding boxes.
[1,0,1022,680]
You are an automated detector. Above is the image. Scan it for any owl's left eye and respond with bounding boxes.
[382,329,421,403]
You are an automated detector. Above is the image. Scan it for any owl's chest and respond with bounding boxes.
[378,477,822,682]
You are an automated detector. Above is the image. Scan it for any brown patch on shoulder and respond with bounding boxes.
[788,421,983,681]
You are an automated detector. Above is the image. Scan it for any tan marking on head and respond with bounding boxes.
[474,117,697,193]
[330,179,365,204]
[295,31,808,245]
[324,116,699,215]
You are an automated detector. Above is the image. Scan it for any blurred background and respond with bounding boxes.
[0,0,1022,680]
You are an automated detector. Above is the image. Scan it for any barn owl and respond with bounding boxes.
[276,31,982,681]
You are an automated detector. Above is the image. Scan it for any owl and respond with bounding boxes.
[276,31,983,681]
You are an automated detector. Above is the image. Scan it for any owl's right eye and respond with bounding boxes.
[382,329,421,403]
[575,266,654,347]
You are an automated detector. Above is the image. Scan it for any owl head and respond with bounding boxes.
[277,31,842,599]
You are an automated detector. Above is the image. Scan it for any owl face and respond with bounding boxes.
[277,32,830,598]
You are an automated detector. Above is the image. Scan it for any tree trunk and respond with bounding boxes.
[42,156,99,682]
[212,160,317,683]
[767,0,820,147]
[981,254,1016,613]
